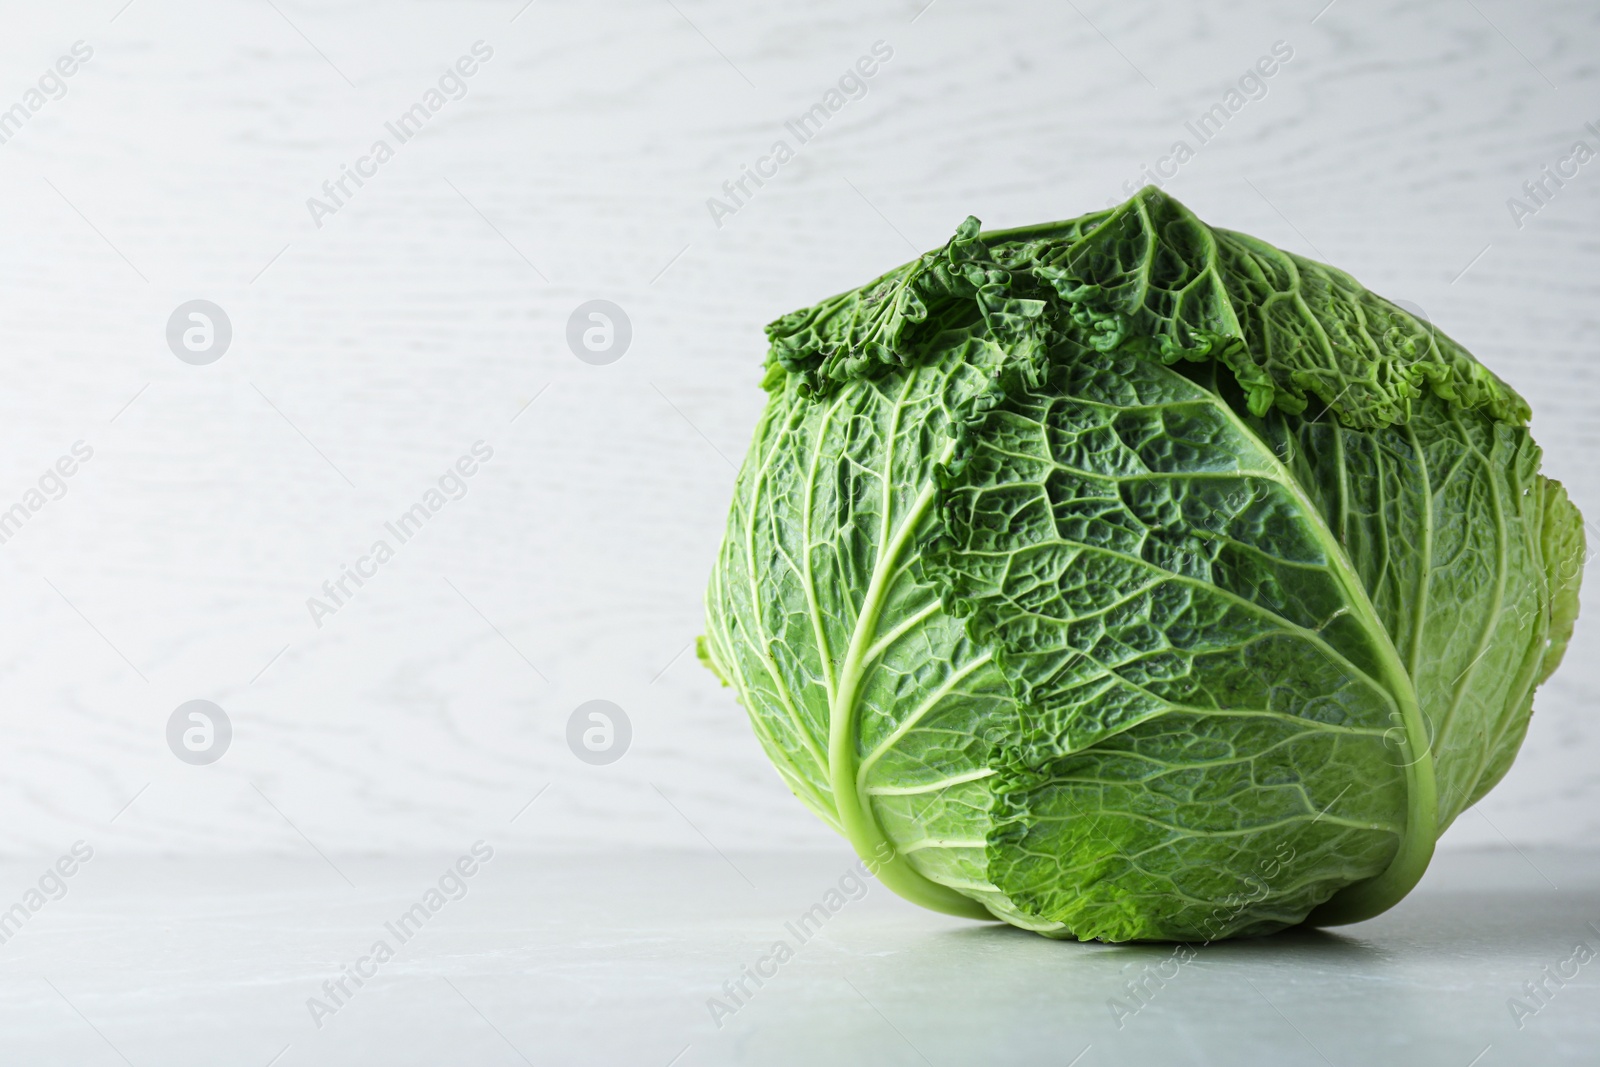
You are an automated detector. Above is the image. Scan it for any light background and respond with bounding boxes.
[0,0,1594,860]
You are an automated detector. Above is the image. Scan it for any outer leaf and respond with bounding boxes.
[930,343,1417,940]
[701,342,1026,919]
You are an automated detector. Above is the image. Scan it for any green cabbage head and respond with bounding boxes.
[698,188,1584,941]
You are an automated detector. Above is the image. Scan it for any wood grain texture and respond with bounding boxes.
[0,0,1592,857]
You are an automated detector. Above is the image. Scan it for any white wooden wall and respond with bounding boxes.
[0,0,1593,856]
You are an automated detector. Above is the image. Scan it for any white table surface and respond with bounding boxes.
[0,846,1595,1066]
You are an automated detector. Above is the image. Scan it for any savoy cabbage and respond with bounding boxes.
[699,187,1584,941]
